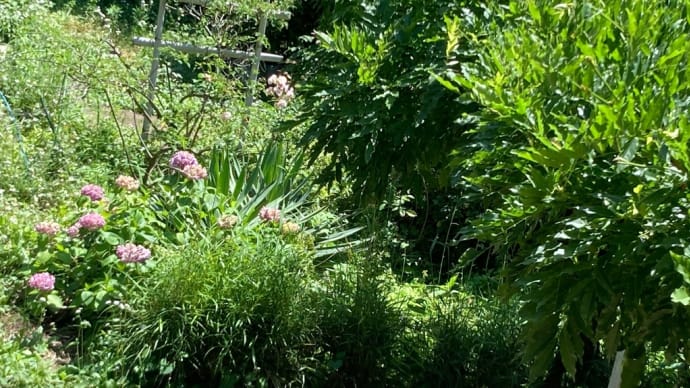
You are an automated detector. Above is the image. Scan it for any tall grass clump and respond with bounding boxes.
[111,226,318,386]
[414,292,526,387]
[311,256,409,386]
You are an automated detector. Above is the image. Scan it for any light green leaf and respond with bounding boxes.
[671,287,690,305]
[46,294,63,309]
[100,231,121,246]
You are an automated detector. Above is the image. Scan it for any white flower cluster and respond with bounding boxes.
[266,73,295,108]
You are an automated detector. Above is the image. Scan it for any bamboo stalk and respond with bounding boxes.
[245,11,269,107]
[142,0,167,141]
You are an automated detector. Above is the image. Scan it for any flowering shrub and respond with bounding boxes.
[21,144,336,326]
[27,272,55,291]
[24,176,160,318]
[80,184,105,201]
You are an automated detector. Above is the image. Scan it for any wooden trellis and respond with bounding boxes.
[133,0,289,139]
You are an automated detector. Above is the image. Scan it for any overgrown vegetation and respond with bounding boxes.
[1,0,689,386]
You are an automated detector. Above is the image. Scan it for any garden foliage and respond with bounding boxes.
[292,0,483,199]
[3,0,690,386]
[440,0,690,384]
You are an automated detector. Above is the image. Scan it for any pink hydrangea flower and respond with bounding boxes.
[169,151,198,170]
[78,213,105,231]
[182,164,208,180]
[66,223,81,237]
[35,222,61,236]
[115,175,139,191]
[81,184,105,201]
[28,272,55,291]
[259,206,281,223]
[116,243,151,263]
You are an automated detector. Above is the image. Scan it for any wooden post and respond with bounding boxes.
[245,11,268,107]
[607,350,625,388]
[142,0,167,141]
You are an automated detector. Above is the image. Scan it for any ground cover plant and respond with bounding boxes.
[1,0,689,387]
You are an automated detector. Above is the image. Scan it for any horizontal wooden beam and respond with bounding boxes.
[132,37,284,63]
[176,0,291,20]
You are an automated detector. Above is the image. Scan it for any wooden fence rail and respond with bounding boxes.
[134,0,289,139]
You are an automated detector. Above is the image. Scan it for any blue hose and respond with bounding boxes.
[0,90,30,174]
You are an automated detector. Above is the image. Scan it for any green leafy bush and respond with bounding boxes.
[440,0,690,384]
[0,0,51,41]
[292,0,482,200]
[20,177,159,321]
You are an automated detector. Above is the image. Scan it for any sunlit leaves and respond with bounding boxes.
[439,0,690,382]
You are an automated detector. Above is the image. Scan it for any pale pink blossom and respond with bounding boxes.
[115,175,139,191]
[182,164,208,180]
[66,224,81,237]
[28,272,55,291]
[81,184,105,201]
[78,213,105,231]
[259,206,281,223]
[116,243,151,263]
[266,72,295,108]
[35,222,61,236]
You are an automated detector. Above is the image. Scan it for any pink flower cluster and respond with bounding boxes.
[78,213,106,231]
[259,206,281,223]
[35,221,61,236]
[182,164,208,180]
[28,272,55,291]
[170,150,207,180]
[81,184,105,201]
[66,224,80,237]
[169,151,198,170]
[266,73,295,108]
[115,175,139,191]
[116,243,151,263]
